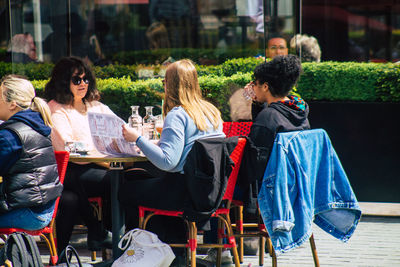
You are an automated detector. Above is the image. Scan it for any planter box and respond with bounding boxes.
[308,101,400,203]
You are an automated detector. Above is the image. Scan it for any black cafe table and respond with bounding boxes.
[69,153,147,262]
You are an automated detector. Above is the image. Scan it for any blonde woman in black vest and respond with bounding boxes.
[0,74,62,229]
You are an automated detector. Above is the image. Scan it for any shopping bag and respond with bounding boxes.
[111,228,175,267]
[54,245,93,267]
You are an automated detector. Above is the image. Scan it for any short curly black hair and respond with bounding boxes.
[44,56,99,104]
[253,55,302,97]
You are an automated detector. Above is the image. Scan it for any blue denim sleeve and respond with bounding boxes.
[258,142,295,233]
[136,109,185,171]
[0,129,22,175]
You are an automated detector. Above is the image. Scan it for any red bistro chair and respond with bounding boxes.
[138,138,247,267]
[223,121,267,264]
[0,151,69,266]
[228,121,252,137]
[223,121,269,264]
[222,121,232,137]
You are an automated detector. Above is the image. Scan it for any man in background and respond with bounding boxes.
[266,37,288,59]
[5,33,37,63]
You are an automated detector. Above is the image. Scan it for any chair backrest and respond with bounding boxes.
[223,121,232,136]
[54,151,69,184]
[228,121,253,137]
[223,137,247,201]
[53,151,69,219]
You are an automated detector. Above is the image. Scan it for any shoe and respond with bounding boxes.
[87,229,112,251]
[202,248,233,264]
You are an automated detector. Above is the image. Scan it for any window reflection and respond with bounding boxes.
[7,1,398,65]
[302,0,400,62]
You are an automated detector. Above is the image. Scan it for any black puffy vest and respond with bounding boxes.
[0,121,63,213]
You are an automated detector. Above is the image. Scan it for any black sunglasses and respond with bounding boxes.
[71,76,90,85]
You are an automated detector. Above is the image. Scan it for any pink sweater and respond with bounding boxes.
[48,100,116,152]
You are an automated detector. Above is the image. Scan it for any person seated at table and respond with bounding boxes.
[44,56,114,254]
[120,59,225,264]
[241,54,310,208]
[0,75,63,229]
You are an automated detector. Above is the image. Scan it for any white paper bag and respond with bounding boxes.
[111,228,175,267]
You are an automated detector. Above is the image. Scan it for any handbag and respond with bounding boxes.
[54,245,93,267]
[111,228,175,267]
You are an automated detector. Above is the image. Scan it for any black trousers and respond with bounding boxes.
[56,163,110,253]
[118,162,187,249]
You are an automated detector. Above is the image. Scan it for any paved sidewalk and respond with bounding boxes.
[244,216,400,267]
[38,216,400,266]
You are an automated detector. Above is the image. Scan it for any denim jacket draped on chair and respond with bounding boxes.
[258,129,362,255]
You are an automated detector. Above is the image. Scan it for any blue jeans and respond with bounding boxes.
[0,201,55,230]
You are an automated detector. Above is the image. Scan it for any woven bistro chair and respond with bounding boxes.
[0,151,69,266]
[138,138,247,267]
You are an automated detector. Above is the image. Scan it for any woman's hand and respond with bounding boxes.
[122,124,140,142]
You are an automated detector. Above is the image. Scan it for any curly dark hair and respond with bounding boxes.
[44,56,100,104]
[253,55,302,97]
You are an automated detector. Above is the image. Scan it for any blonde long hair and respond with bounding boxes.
[0,75,53,127]
[163,59,222,131]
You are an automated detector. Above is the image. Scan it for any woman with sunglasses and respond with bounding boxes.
[44,56,114,254]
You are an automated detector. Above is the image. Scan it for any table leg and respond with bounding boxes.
[110,162,125,260]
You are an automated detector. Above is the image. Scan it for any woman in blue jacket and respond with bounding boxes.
[120,59,225,264]
[0,75,63,230]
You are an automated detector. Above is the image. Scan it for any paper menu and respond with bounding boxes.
[88,112,140,156]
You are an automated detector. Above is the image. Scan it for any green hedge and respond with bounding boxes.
[9,60,400,121]
[299,62,386,101]
[0,57,263,81]
[0,62,139,80]
[0,62,54,81]
[111,48,263,65]
[33,74,252,121]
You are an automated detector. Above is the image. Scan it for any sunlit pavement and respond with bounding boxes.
[37,216,400,267]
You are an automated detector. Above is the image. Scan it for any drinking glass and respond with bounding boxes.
[128,105,143,135]
[143,106,157,140]
[155,115,163,137]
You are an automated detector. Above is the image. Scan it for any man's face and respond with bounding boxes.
[266,38,288,58]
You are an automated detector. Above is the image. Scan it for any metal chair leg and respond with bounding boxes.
[221,214,240,267]
[237,205,244,263]
[216,218,223,267]
[309,234,320,267]
[91,251,97,261]
[189,222,197,267]
[259,235,265,266]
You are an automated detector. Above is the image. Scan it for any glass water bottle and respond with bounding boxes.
[128,105,143,135]
[143,106,156,140]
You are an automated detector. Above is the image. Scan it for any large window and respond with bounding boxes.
[6,1,398,65]
[1,0,297,66]
[302,0,400,62]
